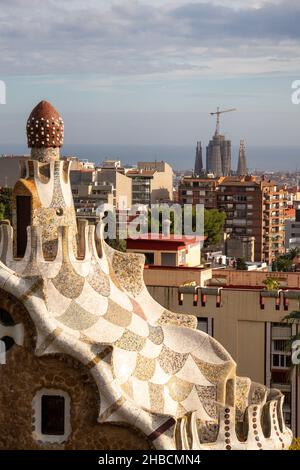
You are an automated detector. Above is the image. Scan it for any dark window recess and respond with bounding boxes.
[273,354,279,367]
[0,336,15,351]
[0,309,15,351]
[0,308,15,326]
[161,252,176,267]
[16,196,32,258]
[41,395,65,435]
[197,317,208,333]
[271,370,290,384]
[144,252,154,265]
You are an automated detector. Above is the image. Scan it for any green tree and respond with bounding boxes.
[271,247,300,272]
[204,209,226,247]
[0,203,5,221]
[147,206,225,247]
[236,257,247,270]
[272,255,293,272]
[106,238,126,252]
[288,247,300,261]
[289,437,300,450]
[0,188,12,222]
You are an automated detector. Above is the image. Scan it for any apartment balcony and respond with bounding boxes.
[272,237,283,242]
[272,326,292,339]
[75,199,108,207]
[270,383,291,393]
[271,365,291,372]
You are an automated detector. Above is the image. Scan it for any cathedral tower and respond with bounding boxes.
[237,139,247,176]
[194,141,203,175]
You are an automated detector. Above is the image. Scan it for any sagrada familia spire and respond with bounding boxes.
[194,141,203,176]
[0,101,292,450]
[237,140,248,176]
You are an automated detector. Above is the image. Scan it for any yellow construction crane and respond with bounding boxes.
[210,107,237,135]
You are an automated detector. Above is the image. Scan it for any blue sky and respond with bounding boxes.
[0,0,300,148]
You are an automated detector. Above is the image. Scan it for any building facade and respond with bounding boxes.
[178,175,288,264]
[217,176,288,264]
[136,161,173,203]
[178,176,219,209]
[127,235,204,267]
[70,160,173,213]
[285,209,300,252]
[144,265,300,436]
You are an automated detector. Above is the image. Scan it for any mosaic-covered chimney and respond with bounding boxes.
[12,101,77,260]
[27,100,64,162]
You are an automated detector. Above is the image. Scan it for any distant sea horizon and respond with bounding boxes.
[1,143,300,172]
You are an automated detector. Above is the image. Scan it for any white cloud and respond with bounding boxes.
[0,0,299,78]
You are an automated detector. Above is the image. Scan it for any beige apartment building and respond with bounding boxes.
[126,161,173,204]
[71,160,173,217]
[71,181,114,219]
[96,166,132,209]
[71,164,132,219]
[144,265,300,435]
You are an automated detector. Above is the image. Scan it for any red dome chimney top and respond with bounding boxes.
[26,100,64,148]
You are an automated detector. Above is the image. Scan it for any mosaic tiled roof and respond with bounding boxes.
[26,100,64,148]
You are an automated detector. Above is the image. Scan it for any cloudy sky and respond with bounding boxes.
[0,0,299,153]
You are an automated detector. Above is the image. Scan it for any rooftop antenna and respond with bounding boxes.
[210,107,237,135]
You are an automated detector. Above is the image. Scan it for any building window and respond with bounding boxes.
[161,252,177,266]
[16,195,32,257]
[272,339,289,352]
[0,308,16,352]
[42,395,65,435]
[178,250,186,266]
[272,353,291,369]
[271,370,290,385]
[144,252,154,265]
[197,317,208,333]
[32,389,71,444]
[232,219,246,226]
